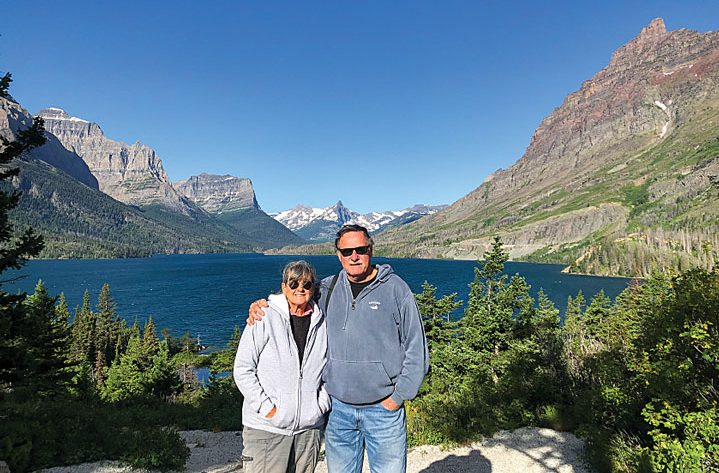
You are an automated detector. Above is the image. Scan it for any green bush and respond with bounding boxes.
[0,396,192,472]
[119,427,188,471]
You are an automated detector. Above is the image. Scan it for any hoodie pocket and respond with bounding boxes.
[298,389,325,428]
[326,359,393,405]
[269,392,295,429]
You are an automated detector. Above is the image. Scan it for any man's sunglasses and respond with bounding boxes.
[337,245,371,257]
[288,280,314,290]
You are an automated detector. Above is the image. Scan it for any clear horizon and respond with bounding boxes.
[3,1,718,213]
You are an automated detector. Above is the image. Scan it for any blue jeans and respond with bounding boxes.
[325,397,407,473]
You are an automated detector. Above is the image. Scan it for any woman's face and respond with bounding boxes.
[282,278,314,310]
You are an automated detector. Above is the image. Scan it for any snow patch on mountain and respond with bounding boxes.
[274,201,446,242]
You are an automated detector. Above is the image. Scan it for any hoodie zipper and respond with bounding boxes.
[343,276,380,328]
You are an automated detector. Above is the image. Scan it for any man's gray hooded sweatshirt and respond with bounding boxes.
[319,264,429,406]
[234,294,330,435]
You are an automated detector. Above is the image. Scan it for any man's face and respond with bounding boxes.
[336,231,373,281]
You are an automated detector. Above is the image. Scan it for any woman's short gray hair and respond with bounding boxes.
[282,260,317,287]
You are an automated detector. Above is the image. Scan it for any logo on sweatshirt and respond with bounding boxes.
[368,301,381,310]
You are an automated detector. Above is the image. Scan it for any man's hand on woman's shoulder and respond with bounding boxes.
[247,299,269,326]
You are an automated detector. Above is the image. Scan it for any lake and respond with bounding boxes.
[7,253,633,350]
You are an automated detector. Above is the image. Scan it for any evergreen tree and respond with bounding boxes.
[92,283,124,377]
[55,293,70,327]
[145,339,180,399]
[564,291,586,320]
[0,92,46,388]
[103,318,180,402]
[502,290,566,421]
[0,73,12,99]
[69,290,94,366]
[102,331,145,402]
[414,237,544,441]
[461,236,529,365]
[142,316,160,367]
[19,280,71,393]
[415,280,461,350]
[583,290,612,337]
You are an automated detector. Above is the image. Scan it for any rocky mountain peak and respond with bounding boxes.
[607,18,676,71]
[175,173,259,213]
[37,106,196,214]
[637,18,667,42]
[38,107,85,122]
[375,19,719,273]
[0,97,99,189]
[275,201,446,242]
[38,107,104,139]
[329,201,353,224]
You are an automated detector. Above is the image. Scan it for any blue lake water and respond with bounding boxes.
[7,254,633,350]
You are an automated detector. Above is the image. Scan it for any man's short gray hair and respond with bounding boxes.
[334,224,374,249]
[282,260,317,287]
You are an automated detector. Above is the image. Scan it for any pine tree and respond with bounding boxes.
[415,281,461,350]
[103,319,180,402]
[94,283,121,369]
[0,73,12,99]
[0,89,46,389]
[19,280,71,393]
[102,331,145,402]
[142,316,160,367]
[564,291,586,321]
[69,289,95,366]
[56,293,70,327]
[461,236,525,358]
[583,290,612,337]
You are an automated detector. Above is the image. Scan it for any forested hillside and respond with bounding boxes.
[7,158,254,257]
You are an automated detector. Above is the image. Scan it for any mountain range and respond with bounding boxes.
[4,17,717,276]
[274,201,446,242]
[2,100,435,256]
[1,101,300,256]
[375,18,719,276]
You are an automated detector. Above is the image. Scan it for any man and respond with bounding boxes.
[249,224,429,473]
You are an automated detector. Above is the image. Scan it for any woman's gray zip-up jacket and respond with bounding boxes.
[233,294,330,435]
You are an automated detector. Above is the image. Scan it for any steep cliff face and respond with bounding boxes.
[37,107,197,215]
[175,173,259,213]
[0,98,98,189]
[377,19,719,276]
[1,99,256,256]
[175,173,304,248]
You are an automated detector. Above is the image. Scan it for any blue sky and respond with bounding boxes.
[3,1,718,214]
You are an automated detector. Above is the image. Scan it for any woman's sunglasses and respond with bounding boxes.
[288,280,314,290]
[337,245,371,257]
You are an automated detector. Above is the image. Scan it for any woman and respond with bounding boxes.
[234,260,330,473]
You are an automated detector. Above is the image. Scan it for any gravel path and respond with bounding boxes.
[39,427,591,473]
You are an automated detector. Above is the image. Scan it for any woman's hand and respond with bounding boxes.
[265,405,277,419]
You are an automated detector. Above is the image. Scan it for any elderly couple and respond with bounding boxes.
[233,224,429,473]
